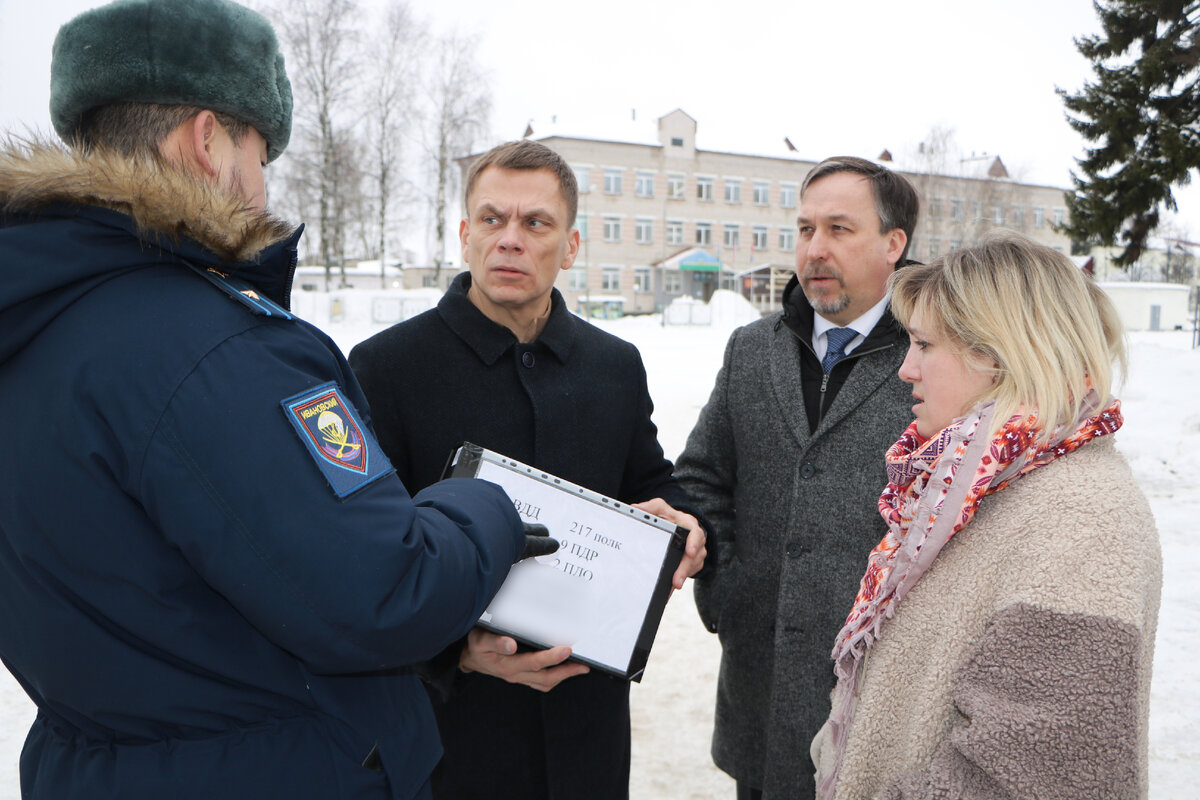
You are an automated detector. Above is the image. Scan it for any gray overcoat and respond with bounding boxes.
[675,287,913,799]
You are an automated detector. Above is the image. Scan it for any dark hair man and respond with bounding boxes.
[349,138,708,800]
[674,157,920,799]
[0,1,529,797]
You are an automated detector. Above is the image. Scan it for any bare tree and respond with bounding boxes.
[902,126,1032,261]
[330,133,368,278]
[273,0,362,289]
[1159,219,1197,285]
[256,2,493,279]
[276,126,322,262]
[363,1,426,286]
[420,31,491,282]
[278,121,367,286]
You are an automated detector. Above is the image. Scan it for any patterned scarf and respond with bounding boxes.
[816,390,1123,800]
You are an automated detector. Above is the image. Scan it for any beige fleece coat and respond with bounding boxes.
[813,436,1162,800]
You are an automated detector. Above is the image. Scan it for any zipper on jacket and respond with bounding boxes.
[816,371,831,429]
[784,324,896,365]
[779,319,899,430]
[812,341,894,430]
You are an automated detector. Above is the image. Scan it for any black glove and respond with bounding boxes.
[520,523,559,561]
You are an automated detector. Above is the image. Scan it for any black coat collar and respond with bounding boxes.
[779,273,904,350]
[437,272,577,366]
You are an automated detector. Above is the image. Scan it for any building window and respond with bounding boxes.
[753,181,769,205]
[1033,207,1045,228]
[779,227,796,252]
[753,226,768,251]
[667,173,685,200]
[635,171,654,198]
[601,266,620,292]
[671,137,684,147]
[603,216,621,242]
[568,265,588,290]
[724,179,742,204]
[635,217,653,244]
[1052,208,1066,227]
[666,219,684,245]
[993,205,1004,225]
[950,238,963,252]
[697,176,714,202]
[780,183,797,208]
[695,221,712,246]
[950,199,964,221]
[576,214,589,241]
[928,238,941,259]
[604,168,622,195]
[972,201,983,220]
[573,166,592,194]
[929,197,943,219]
[1011,205,1025,227]
[634,268,651,293]
[724,224,740,248]
[664,269,683,293]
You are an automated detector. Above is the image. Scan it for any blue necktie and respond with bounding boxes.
[822,327,858,373]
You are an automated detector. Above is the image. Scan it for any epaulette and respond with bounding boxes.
[186,263,294,320]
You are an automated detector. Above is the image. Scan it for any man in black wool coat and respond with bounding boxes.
[349,139,708,800]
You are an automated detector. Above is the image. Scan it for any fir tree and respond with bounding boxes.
[1058,0,1200,266]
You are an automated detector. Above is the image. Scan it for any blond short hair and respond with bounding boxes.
[888,231,1125,439]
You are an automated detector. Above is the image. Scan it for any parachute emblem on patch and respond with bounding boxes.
[287,388,367,473]
[281,383,394,499]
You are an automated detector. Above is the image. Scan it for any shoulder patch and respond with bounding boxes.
[192,264,294,320]
[282,382,392,498]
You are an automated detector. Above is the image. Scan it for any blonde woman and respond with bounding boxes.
[812,231,1162,800]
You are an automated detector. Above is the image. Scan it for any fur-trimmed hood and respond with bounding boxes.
[0,138,301,366]
[0,138,295,262]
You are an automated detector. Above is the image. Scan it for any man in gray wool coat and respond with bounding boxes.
[675,156,920,800]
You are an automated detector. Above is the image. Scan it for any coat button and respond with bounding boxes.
[521,351,535,368]
[800,463,816,479]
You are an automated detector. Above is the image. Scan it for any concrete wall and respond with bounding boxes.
[290,288,441,332]
[1098,282,1192,331]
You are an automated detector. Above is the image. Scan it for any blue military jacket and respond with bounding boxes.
[0,146,523,799]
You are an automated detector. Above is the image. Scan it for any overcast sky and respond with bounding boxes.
[4,0,1197,234]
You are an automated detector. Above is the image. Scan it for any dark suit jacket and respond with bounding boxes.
[350,272,696,800]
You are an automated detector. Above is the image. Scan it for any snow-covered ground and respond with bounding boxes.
[1,293,1196,798]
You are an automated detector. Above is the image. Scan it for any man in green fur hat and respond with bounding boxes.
[49,0,292,210]
[0,2,533,797]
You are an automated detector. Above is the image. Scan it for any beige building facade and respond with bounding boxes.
[460,110,1074,316]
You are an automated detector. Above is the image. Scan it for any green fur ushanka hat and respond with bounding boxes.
[50,0,293,162]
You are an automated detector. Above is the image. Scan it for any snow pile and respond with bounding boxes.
[662,295,712,326]
[707,289,765,328]
[1111,333,1200,799]
[663,290,764,328]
